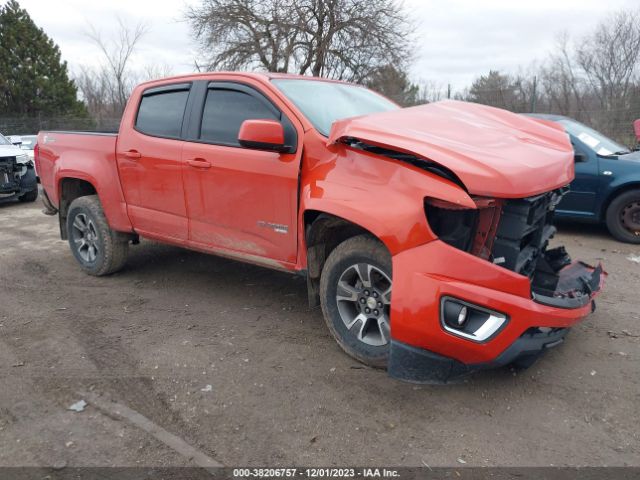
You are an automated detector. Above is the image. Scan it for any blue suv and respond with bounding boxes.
[529,114,640,244]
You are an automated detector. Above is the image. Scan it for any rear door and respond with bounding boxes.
[181,81,301,263]
[116,83,193,240]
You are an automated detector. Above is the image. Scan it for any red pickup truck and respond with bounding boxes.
[36,72,604,383]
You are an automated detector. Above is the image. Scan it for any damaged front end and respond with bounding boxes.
[0,155,23,197]
[426,188,605,308]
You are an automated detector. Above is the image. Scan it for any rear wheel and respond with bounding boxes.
[319,235,392,368]
[605,190,640,244]
[66,195,129,276]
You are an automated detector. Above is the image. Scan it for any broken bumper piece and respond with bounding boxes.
[533,262,604,309]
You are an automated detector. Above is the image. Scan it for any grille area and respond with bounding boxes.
[425,187,600,304]
[0,156,20,193]
[491,189,565,278]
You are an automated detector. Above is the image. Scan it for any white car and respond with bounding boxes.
[0,133,38,202]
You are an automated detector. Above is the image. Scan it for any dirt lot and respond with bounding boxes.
[0,195,638,468]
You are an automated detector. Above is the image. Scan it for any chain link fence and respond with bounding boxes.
[0,116,121,136]
[2,104,638,148]
[562,108,640,149]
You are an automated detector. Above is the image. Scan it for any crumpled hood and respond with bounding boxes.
[328,100,574,198]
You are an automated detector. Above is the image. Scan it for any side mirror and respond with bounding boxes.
[238,119,287,152]
[574,152,588,163]
[8,135,22,146]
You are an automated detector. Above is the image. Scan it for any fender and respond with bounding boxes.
[39,132,133,234]
[298,137,476,263]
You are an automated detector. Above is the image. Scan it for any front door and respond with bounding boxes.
[557,138,599,217]
[181,82,301,263]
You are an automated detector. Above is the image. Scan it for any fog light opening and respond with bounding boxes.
[440,297,508,342]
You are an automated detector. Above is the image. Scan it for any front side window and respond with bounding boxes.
[0,134,11,146]
[200,89,279,146]
[136,89,190,138]
[272,79,399,136]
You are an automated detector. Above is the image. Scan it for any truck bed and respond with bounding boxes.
[37,131,119,198]
[36,130,132,234]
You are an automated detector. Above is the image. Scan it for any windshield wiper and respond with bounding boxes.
[600,150,630,157]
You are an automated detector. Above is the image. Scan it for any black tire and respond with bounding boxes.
[66,195,129,276]
[605,190,640,244]
[320,235,392,368]
[19,188,38,203]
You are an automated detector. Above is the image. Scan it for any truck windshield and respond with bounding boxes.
[559,119,631,156]
[272,79,399,136]
[0,134,11,146]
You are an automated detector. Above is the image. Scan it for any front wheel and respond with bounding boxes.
[605,190,640,244]
[66,195,129,276]
[319,235,392,368]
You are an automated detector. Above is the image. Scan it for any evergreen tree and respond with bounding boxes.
[465,70,530,112]
[0,0,86,116]
[365,65,421,107]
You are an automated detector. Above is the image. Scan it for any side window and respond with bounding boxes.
[200,89,278,146]
[136,89,190,138]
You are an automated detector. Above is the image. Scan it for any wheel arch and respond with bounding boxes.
[303,210,389,308]
[57,177,98,239]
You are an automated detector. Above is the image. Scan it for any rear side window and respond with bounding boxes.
[136,89,190,138]
[200,89,278,146]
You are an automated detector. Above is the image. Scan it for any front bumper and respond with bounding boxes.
[388,240,604,383]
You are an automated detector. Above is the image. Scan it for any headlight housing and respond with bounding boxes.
[425,197,503,260]
[15,154,30,165]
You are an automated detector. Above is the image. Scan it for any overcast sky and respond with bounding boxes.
[15,0,640,91]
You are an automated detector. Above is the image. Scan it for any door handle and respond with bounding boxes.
[187,158,212,169]
[124,150,141,159]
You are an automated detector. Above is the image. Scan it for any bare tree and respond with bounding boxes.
[449,7,640,145]
[538,33,587,117]
[141,63,176,82]
[575,9,640,112]
[75,18,172,129]
[415,80,448,104]
[75,66,114,127]
[85,18,148,113]
[185,0,413,82]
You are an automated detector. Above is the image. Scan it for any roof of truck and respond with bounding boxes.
[136,71,351,89]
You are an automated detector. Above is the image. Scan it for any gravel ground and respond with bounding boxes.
[0,196,638,468]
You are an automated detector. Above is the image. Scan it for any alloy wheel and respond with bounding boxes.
[335,263,392,347]
[71,213,100,263]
